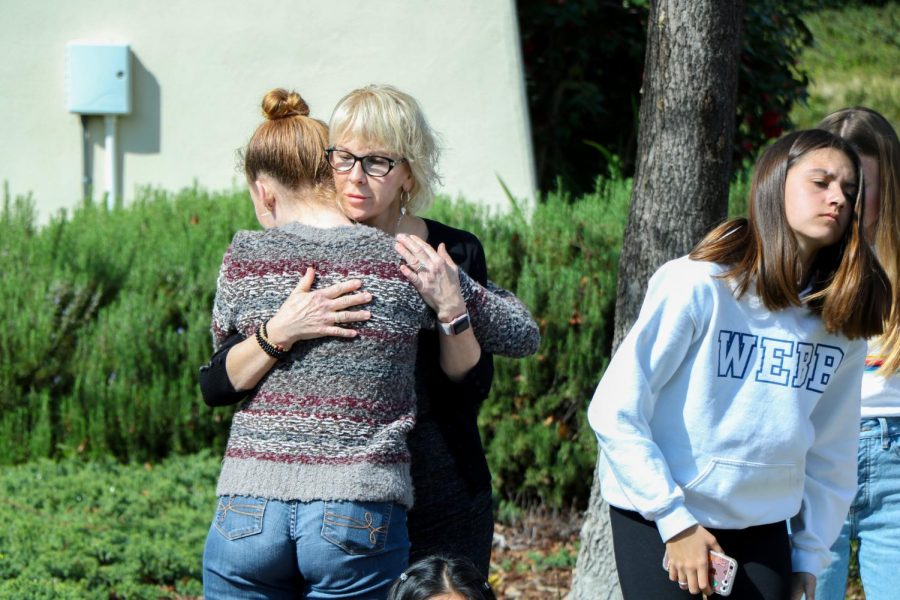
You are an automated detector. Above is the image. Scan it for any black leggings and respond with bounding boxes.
[609,506,793,599]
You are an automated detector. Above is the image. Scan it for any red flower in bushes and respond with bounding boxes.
[741,139,755,155]
[762,111,783,139]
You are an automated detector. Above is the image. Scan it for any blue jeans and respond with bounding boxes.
[202,496,409,599]
[816,417,900,600]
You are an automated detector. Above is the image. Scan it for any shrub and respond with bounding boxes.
[0,187,256,464]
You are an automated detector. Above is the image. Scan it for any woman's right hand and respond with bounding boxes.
[664,524,723,596]
[394,234,467,322]
[265,268,372,347]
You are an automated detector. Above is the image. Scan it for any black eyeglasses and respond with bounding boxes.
[326,148,407,177]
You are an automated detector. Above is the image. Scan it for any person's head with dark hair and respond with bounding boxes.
[387,555,496,600]
[690,128,890,340]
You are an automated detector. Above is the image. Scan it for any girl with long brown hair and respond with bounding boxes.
[588,129,890,599]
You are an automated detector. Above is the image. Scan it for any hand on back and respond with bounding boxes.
[266,267,372,346]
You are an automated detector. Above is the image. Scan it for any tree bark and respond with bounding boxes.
[570,1,743,598]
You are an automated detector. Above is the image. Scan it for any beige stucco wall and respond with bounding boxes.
[0,0,535,221]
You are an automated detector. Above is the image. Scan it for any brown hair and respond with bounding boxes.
[243,89,333,193]
[819,107,900,372]
[690,129,890,340]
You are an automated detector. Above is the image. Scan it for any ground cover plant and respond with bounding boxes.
[0,187,254,465]
[0,452,219,598]
[0,171,765,598]
[427,181,630,509]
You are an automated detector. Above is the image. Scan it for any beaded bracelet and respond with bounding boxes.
[255,322,290,360]
[261,321,287,351]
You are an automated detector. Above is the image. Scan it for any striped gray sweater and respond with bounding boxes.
[211,221,539,507]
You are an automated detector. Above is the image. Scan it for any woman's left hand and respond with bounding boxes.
[395,234,467,321]
[790,572,815,600]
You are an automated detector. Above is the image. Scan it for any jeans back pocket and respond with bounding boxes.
[321,500,395,555]
[213,496,267,541]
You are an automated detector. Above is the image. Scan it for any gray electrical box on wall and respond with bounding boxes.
[65,42,132,115]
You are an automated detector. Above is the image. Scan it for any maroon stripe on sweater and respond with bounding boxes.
[225,447,410,465]
[226,258,407,282]
[212,321,229,342]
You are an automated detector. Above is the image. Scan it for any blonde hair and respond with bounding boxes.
[243,89,333,197]
[819,107,900,374]
[328,84,441,213]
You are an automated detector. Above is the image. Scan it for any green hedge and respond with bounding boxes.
[0,182,629,508]
[0,188,254,464]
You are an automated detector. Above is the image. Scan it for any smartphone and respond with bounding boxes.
[662,550,738,597]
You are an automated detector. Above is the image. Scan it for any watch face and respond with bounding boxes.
[451,313,471,335]
[440,312,471,335]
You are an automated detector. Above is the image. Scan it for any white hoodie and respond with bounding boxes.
[588,256,864,576]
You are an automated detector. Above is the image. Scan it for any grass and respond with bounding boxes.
[791,1,900,128]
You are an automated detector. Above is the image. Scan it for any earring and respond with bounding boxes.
[400,189,411,215]
[256,210,271,218]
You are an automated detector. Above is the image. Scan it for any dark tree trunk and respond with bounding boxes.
[571,1,743,598]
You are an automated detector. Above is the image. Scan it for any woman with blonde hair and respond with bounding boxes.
[326,84,520,575]
[200,88,539,599]
[815,107,900,600]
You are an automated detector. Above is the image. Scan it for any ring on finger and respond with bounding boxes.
[414,263,428,273]
[334,312,343,325]
[678,581,688,588]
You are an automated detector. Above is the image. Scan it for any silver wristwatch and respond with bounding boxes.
[438,311,471,335]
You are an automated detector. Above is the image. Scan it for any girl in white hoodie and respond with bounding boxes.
[588,129,891,599]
